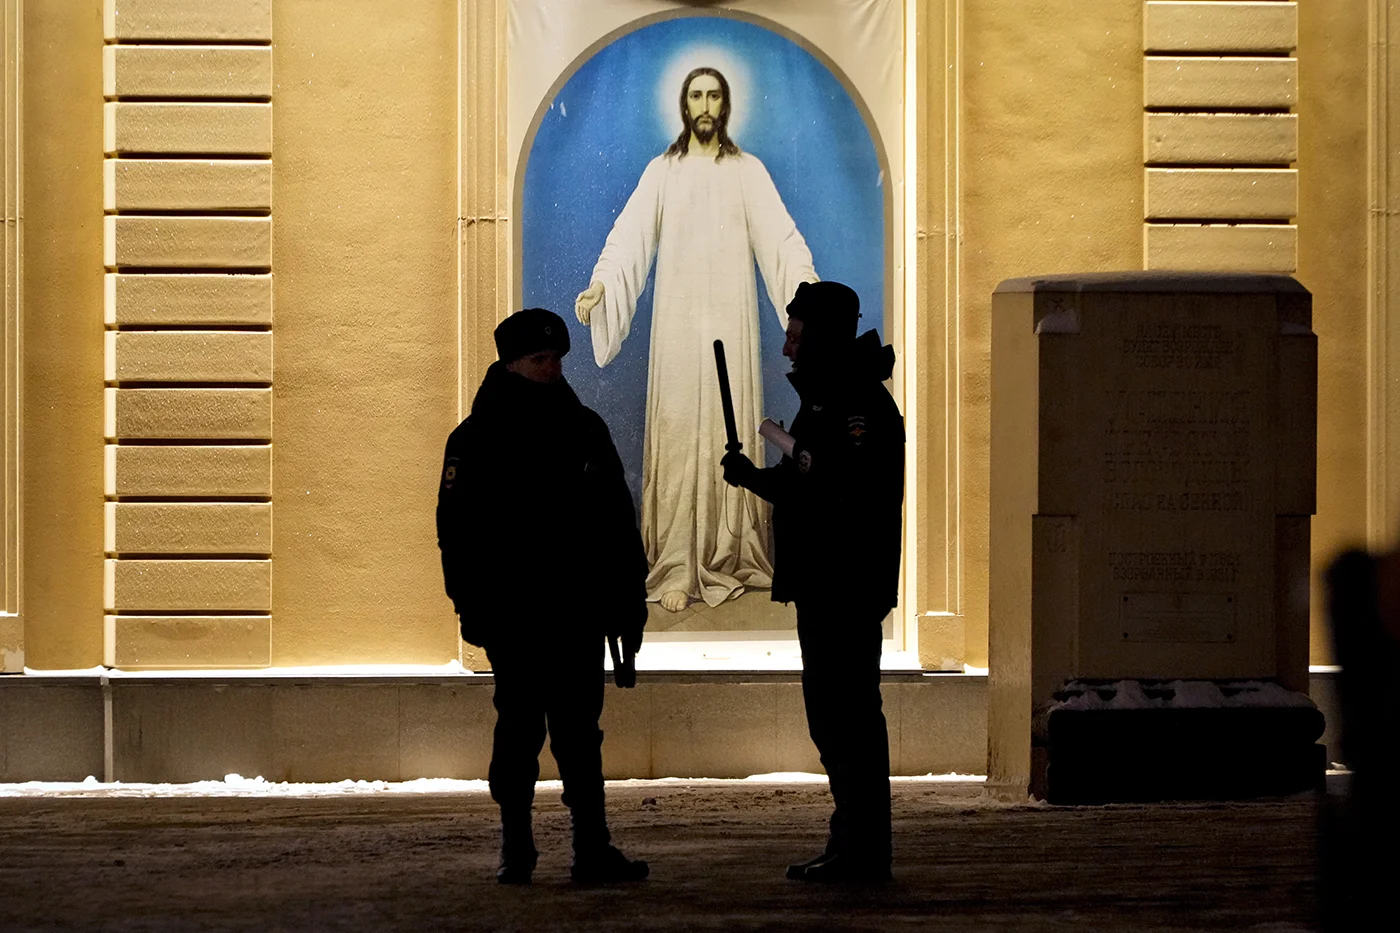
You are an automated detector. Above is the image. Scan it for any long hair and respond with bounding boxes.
[664,67,741,161]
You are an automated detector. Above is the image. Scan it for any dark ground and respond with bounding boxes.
[0,778,1320,932]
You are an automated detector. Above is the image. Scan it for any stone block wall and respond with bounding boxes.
[102,0,273,669]
[1143,1,1298,272]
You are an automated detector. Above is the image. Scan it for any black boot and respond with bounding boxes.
[790,852,892,884]
[571,843,649,884]
[568,806,646,884]
[787,811,842,879]
[497,809,538,885]
[785,850,836,880]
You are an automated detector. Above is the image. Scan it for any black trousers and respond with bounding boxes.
[796,600,892,865]
[485,635,609,852]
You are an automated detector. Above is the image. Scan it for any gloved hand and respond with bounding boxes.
[721,450,758,489]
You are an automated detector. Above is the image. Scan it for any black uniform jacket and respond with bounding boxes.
[745,331,905,610]
[436,362,647,649]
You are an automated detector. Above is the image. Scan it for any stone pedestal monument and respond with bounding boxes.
[988,273,1324,803]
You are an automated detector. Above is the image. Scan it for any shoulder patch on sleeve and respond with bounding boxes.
[848,414,868,445]
[441,456,460,490]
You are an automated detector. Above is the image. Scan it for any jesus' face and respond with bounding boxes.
[685,74,726,143]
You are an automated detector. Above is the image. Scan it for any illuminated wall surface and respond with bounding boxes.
[3,0,1387,678]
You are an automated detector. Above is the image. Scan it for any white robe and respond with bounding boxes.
[589,151,817,606]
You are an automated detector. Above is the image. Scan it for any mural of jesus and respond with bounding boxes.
[574,66,818,613]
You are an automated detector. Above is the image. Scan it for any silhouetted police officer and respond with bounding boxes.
[437,308,648,885]
[722,281,904,882]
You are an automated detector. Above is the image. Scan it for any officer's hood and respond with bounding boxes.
[788,329,894,397]
[852,329,896,382]
[470,359,583,422]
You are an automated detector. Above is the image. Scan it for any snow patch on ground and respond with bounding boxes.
[894,772,987,784]
[0,774,494,798]
[0,772,988,798]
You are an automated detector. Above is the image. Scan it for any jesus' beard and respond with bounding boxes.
[692,117,717,144]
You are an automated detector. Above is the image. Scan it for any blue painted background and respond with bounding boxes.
[521,15,885,507]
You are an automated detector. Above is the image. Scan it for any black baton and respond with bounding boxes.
[713,340,742,454]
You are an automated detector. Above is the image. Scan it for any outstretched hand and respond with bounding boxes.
[575,281,604,325]
[721,450,757,489]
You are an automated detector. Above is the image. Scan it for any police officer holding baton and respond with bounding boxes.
[720,281,905,882]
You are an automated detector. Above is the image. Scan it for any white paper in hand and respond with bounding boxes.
[758,419,796,458]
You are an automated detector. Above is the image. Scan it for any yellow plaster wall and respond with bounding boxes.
[22,0,106,668]
[1297,2,1369,666]
[13,0,1375,673]
[959,1,1144,667]
[270,0,459,664]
